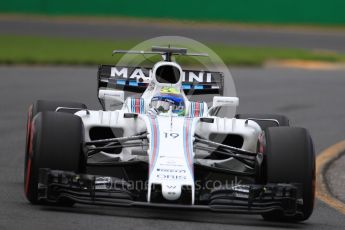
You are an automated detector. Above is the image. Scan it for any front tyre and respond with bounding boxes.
[24,100,87,199]
[24,112,85,205]
[262,127,315,222]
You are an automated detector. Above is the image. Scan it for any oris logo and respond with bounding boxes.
[155,168,188,180]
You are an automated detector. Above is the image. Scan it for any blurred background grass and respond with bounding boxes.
[1,0,345,66]
[1,35,345,66]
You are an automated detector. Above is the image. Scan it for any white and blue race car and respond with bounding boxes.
[24,46,315,222]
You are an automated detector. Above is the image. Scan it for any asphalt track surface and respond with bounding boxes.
[1,66,345,229]
[1,17,345,53]
[327,152,345,202]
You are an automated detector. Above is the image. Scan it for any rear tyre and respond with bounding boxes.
[235,114,289,130]
[262,127,315,222]
[24,112,85,205]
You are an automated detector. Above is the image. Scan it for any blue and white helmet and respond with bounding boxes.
[150,87,185,116]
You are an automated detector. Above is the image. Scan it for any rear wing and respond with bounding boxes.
[97,65,224,95]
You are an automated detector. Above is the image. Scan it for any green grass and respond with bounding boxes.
[1,35,345,66]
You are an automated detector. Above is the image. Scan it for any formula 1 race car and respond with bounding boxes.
[24,46,315,222]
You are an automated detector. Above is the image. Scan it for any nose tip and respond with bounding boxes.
[162,183,181,201]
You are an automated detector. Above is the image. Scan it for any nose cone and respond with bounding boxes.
[162,183,182,201]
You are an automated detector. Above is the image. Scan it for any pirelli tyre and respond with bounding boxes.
[262,127,315,221]
[24,100,87,192]
[24,112,86,205]
[235,114,289,130]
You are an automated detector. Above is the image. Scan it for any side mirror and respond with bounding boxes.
[98,89,124,110]
[209,96,239,116]
[213,96,239,107]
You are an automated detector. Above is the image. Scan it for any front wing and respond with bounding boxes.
[38,169,299,215]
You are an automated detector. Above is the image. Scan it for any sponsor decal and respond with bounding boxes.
[95,177,113,189]
[156,168,186,173]
[156,168,188,180]
[156,174,187,180]
[110,67,216,83]
[166,185,177,189]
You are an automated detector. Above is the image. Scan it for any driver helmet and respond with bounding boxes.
[150,87,185,116]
